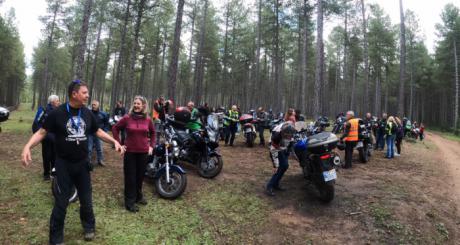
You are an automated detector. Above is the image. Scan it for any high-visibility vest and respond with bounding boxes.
[152,100,161,120]
[345,118,359,142]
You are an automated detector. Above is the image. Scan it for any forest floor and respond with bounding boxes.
[1,105,459,244]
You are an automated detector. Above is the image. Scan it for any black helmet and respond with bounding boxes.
[280,122,296,138]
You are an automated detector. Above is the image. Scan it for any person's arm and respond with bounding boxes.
[96,129,125,155]
[21,128,48,167]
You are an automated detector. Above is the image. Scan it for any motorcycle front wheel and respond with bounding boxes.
[197,155,223,178]
[246,133,255,147]
[51,178,78,203]
[155,170,187,199]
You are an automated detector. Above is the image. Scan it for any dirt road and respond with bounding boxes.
[426,132,460,207]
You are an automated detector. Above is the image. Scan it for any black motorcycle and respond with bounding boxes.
[356,119,372,163]
[145,127,187,199]
[51,167,78,203]
[239,113,257,147]
[166,113,223,179]
[293,130,341,203]
[332,116,346,134]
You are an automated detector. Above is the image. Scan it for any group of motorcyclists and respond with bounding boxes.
[21,78,429,244]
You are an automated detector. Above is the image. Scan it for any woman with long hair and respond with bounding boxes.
[394,117,404,156]
[284,108,296,123]
[113,96,155,212]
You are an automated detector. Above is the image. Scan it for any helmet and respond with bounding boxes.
[280,122,296,139]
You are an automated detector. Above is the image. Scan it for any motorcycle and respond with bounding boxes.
[332,116,346,134]
[239,114,257,147]
[108,115,122,129]
[0,106,9,133]
[293,129,341,203]
[165,113,223,179]
[51,167,78,203]
[356,119,372,163]
[145,126,187,199]
[407,126,419,139]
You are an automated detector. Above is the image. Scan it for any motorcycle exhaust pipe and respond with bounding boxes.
[333,155,341,166]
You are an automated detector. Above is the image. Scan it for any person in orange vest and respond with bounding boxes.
[340,111,359,169]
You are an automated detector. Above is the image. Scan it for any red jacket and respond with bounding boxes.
[112,114,155,153]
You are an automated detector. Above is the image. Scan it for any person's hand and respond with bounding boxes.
[272,167,278,174]
[21,147,32,167]
[114,141,125,156]
[148,146,153,155]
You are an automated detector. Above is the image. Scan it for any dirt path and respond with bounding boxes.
[426,132,460,207]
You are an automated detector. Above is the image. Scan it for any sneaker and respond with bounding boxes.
[98,161,106,167]
[394,153,400,157]
[84,231,95,241]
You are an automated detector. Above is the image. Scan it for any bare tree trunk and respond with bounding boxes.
[193,0,208,104]
[255,0,262,107]
[222,2,230,106]
[167,0,185,100]
[74,0,94,80]
[313,0,323,117]
[274,0,281,112]
[159,27,168,96]
[350,61,357,109]
[127,0,146,102]
[301,0,309,113]
[361,0,370,114]
[343,1,348,110]
[111,0,131,111]
[454,37,459,130]
[398,0,406,116]
[89,21,103,102]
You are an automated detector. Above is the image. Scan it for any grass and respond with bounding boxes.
[429,128,460,142]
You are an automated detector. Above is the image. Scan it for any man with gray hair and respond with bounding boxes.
[32,95,61,180]
[339,110,359,169]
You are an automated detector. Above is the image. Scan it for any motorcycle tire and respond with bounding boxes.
[51,178,78,203]
[246,134,255,147]
[316,180,335,203]
[197,155,223,179]
[155,170,187,199]
[358,146,369,163]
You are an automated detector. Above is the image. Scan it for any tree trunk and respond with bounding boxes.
[454,37,459,130]
[193,0,208,104]
[361,0,370,114]
[111,0,131,111]
[313,0,323,117]
[167,0,185,101]
[89,21,103,102]
[74,0,94,80]
[274,0,281,112]
[398,0,406,116]
[301,0,309,113]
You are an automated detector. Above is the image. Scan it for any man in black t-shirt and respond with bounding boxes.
[22,80,125,245]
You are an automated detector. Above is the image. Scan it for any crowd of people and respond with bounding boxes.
[21,79,428,244]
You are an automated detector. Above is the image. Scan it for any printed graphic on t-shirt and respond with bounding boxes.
[66,116,87,143]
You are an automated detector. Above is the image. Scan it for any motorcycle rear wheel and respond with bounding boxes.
[155,171,187,199]
[358,146,369,163]
[316,180,335,203]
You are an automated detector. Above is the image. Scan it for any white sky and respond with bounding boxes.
[1,0,459,76]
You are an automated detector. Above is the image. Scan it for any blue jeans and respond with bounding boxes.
[386,135,395,158]
[88,134,103,163]
[267,150,289,189]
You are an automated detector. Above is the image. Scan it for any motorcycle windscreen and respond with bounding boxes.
[207,114,219,130]
[295,121,308,132]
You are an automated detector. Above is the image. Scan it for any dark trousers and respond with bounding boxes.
[224,124,237,145]
[42,138,55,177]
[123,152,148,207]
[345,141,357,168]
[267,151,289,189]
[50,158,94,244]
[376,131,385,150]
[258,125,265,145]
[396,137,402,154]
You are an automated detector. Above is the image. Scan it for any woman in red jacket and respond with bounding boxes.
[113,96,155,212]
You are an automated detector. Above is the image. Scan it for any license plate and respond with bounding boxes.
[323,169,337,182]
[245,128,252,133]
[356,141,363,148]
